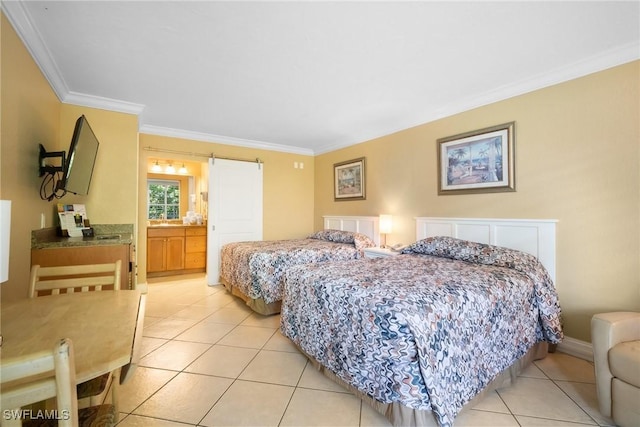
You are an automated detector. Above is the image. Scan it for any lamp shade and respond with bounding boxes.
[0,200,11,283]
[379,214,393,234]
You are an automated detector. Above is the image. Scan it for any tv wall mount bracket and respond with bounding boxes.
[38,143,66,177]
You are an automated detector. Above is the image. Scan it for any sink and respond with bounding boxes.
[96,234,121,240]
[148,221,181,227]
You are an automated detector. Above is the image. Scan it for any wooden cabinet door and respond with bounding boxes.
[166,236,185,271]
[31,245,131,290]
[185,252,206,269]
[185,236,206,253]
[147,237,167,273]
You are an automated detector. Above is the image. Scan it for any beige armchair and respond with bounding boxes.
[591,312,640,427]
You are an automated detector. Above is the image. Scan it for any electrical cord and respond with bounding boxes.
[39,171,66,201]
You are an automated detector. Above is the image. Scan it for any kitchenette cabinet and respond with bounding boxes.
[31,225,134,290]
[147,225,206,277]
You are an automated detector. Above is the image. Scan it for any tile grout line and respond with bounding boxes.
[123,284,234,425]
[173,293,285,426]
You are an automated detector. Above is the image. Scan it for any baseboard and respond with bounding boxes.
[557,336,593,362]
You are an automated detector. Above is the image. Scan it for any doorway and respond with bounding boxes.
[145,159,208,279]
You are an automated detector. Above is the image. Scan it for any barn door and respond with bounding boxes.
[207,158,263,285]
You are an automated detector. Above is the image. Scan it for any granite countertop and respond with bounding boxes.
[31,224,134,249]
[147,223,206,229]
[147,220,206,228]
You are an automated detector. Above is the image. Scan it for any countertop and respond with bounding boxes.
[31,224,134,249]
[147,223,206,229]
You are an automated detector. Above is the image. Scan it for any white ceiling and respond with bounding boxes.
[4,1,639,155]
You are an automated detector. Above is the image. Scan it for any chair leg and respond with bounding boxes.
[110,367,121,423]
[85,371,113,407]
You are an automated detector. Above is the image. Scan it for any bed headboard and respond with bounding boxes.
[415,217,557,283]
[323,216,380,246]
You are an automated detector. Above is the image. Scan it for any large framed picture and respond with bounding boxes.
[334,157,366,201]
[437,122,515,195]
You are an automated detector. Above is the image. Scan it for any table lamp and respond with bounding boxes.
[379,214,392,248]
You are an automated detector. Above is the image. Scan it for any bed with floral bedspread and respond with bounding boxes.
[280,236,564,427]
[219,229,375,315]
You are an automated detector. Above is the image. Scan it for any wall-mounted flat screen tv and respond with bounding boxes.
[63,115,99,195]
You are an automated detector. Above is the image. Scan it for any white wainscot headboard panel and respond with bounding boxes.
[323,215,380,246]
[415,217,558,283]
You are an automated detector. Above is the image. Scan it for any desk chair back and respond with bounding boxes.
[28,261,123,407]
[1,338,79,427]
[1,338,116,427]
[29,261,122,297]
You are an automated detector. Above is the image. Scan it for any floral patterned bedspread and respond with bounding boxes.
[280,236,563,427]
[220,230,375,304]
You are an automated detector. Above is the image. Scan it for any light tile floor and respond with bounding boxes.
[115,274,614,427]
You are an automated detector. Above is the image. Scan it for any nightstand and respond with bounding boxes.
[362,247,400,259]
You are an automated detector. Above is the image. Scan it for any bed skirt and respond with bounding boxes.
[298,341,549,427]
[220,278,281,315]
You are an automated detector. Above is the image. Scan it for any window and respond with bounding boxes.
[148,179,180,219]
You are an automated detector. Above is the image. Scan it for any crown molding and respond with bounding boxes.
[139,125,314,156]
[2,0,69,100]
[314,41,640,155]
[62,92,145,116]
[429,40,640,123]
[5,1,638,157]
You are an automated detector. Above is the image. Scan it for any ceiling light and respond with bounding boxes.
[165,164,175,174]
[152,161,162,172]
[179,164,188,174]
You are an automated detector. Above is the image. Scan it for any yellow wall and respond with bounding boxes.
[315,61,640,341]
[58,105,139,226]
[1,14,139,302]
[1,13,61,302]
[137,133,315,283]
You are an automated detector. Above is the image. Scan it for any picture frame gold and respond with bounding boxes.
[437,122,516,195]
[334,157,366,201]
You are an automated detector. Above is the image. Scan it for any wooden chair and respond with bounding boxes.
[28,261,122,405]
[29,261,122,297]
[0,338,116,427]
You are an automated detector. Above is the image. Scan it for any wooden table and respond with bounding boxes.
[1,290,143,385]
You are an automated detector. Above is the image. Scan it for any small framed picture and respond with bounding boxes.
[334,157,366,201]
[437,122,515,195]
